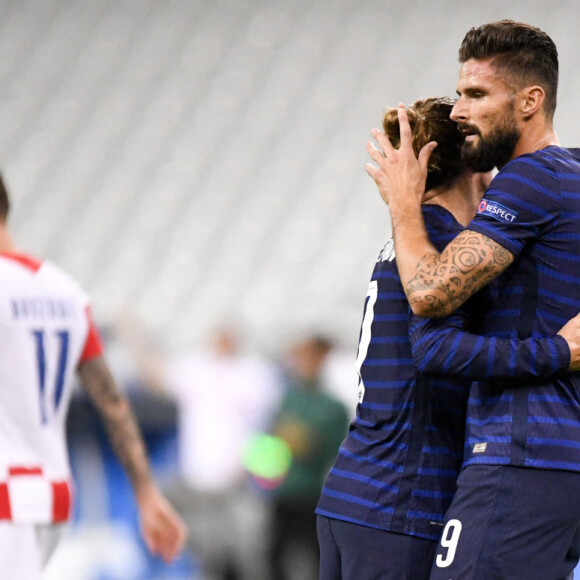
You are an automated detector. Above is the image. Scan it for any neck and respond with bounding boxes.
[0,223,16,253]
[423,172,489,226]
[511,116,559,162]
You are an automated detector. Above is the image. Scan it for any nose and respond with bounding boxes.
[450,98,466,122]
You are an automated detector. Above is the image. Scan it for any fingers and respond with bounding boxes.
[366,139,385,164]
[157,516,187,563]
[140,498,188,564]
[397,103,413,148]
[365,162,379,180]
[368,103,413,160]
[146,525,185,564]
[159,535,181,564]
[418,141,438,167]
[397,105,437,163]
[365,138,387,182]
[371,128,394,157]
[364,103,429,204]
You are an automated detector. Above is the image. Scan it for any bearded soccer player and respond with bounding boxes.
[316,97,580,580]
[366,20,580,580]
[0,174,186,578]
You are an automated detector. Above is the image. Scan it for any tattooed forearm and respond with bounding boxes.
[78,356,152,490]
[403,230,515,316]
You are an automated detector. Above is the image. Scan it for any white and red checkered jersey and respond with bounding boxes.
[0,252,103,523]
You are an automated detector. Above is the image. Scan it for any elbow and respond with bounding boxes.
[409,301,433,317]
[408,294,452,318]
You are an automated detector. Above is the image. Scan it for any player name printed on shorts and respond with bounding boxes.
[473,442,487,454]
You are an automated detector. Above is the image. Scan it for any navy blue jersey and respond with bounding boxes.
[316,205,570,540]
[461,146,580,471]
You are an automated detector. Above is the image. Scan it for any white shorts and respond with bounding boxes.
[0,522,64,579]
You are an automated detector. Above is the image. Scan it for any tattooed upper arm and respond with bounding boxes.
[404,230,514,317]
[77,356,122,408]
[77,355,151,489]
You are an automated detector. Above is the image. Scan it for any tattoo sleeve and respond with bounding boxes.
[402,230,515,316]
[77,356,152,491]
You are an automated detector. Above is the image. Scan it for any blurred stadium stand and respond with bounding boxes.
[1,1,580,577]
[1,0,578,357]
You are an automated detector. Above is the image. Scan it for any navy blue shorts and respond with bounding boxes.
[317,515,437,580]
[430,465,580,580]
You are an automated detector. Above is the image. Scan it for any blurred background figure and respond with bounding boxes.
[267,335,349,580]
[63,310,189,580]
[162,324,282,580]
[0,172,186,579]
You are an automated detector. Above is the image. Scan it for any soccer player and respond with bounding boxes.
[0,174,186,578]
[317,96,580,580]
[366,20,580,580]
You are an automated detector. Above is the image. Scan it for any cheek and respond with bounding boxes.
[477,108,504,134]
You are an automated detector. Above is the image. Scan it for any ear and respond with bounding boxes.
[519,86,545,120]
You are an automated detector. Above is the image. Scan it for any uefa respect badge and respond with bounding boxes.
[477,199,518,223]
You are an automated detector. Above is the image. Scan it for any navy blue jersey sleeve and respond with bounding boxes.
[409,310,571,380]
[412,201,570,379]
[466,152,560,256]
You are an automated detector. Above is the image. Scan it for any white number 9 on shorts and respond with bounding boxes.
[436,519,462,568]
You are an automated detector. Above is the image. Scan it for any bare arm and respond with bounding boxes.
[365,104,514,316]
[78,356,151,489]
[78,356,186,562]
[399,228,514,317]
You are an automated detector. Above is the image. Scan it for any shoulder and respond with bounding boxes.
[496,147,575,186]
[487,148,568,206]
[422,205,463,251]
[39,261,90,301]
[422,204,462,231]
[0,252,43,276]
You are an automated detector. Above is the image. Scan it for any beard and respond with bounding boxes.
[459,112,520,172]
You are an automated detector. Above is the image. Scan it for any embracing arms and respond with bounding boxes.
[395,228,513,317]
[409,308,580,380]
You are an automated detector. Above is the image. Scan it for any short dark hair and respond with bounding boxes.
[0,173,10,221]
[382,97,465,192]
[458,20,558,118]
